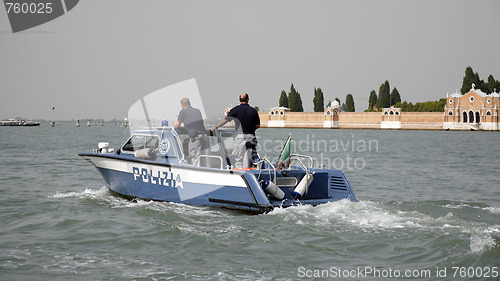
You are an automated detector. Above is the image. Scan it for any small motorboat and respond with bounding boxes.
[79,127,357,213]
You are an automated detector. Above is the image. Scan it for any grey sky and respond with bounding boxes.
[1,0,499,121]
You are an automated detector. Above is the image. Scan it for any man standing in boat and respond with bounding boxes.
[174,98,209,166]
[211,93,260,168]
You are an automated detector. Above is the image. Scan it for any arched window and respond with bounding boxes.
[463,111,468,123]
[468,111,474,123]
[384,111,388,115]
[270,111,275,115]
[448,111,453,116]
[389,110,394,115]
[333,111,338,115]
[475,111,480,123]
[395,111,400,115]
[280,111,284,115]
[274,110,279,115]
[326,110,331,115]
[486,111,492,116]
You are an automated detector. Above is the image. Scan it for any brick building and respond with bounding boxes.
[444,84,500,131]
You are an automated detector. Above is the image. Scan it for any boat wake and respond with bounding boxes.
[268,199,499,254]
[49,186,232,216]
[50,188,499,254]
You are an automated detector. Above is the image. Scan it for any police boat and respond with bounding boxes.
[79,126,357,214]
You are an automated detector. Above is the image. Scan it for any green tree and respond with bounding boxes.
[375,80,391,109]
[279,90,288,108]
[313,87,325,112]
[368,90,377,110]
[345,94,355,112]
[288,84,304,112]
[390,87,401,106]
[461,66,481,94]
[399,99,446,112]
[485,75,500,94]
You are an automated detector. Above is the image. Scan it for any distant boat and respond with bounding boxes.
[0,119,41,127]
[87,120,91,126]
[77,120,80,127]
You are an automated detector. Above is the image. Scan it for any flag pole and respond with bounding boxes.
[276,134,291,167]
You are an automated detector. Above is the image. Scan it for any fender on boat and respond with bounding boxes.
[293,172,314,199]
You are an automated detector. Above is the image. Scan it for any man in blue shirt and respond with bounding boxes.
[211,93,260,168]
[174,98,209,166]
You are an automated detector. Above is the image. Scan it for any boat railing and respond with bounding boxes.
[198,154,224,169]
[289,154,315,170]
[255,158,277,184]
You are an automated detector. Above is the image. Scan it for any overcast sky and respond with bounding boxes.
[1,0,499,121]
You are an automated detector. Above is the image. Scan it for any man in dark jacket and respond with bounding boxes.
[211,93,260,168]
[174,98,209,166]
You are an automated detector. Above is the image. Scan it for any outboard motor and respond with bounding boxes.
[96,142,114,154]
[292,172,314,199]
[98,142,109,153]
[260,180,285,200]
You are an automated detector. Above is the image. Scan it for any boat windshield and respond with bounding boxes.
[173,128,236,168]
[121,134,159,153]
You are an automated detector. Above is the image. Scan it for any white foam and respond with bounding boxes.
[50,186,109,199]
[266,200,500,242]
[485,206,500,214]
[444,202,500,214]
[267,199,437,231]
[469,231,497,254]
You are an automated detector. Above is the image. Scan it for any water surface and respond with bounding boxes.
[0,125,498,280]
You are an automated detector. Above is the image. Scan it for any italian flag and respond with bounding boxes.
[277,134,292,170]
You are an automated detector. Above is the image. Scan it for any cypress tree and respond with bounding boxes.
[484,75,500,94]
[279,90,288,108]
[390,87,401,106]
[368,90,377,110]
[288,84,304,112]
[461,66,481,94]
[288,84,297,111]
[345,94,355,112]
[376,80,391,109]
[297,93,304,112]
[313,87,325,112]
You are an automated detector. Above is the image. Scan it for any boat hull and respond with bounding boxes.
[80,154,273,213]
[80,152,358,213]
